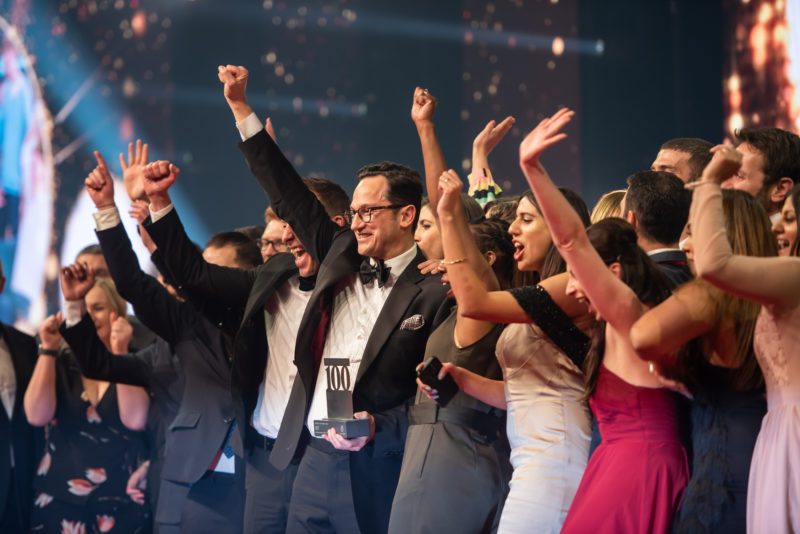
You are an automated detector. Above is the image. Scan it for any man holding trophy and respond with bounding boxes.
[217,64,451,534]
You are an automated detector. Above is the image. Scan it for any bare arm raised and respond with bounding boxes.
[411,87,447,217]
[691,145,800,310]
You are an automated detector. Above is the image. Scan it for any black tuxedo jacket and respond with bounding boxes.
[240,129,450,533]
[145,208,299,460]
[63,221,241,524]
[0,323,41,530]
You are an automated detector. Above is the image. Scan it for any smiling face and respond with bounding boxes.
[350,175,414,260]
[260,219,289,261]
[414,204,443,260]
[280,222,320,277]
[507,196,553,273]
[773,194,797,256]
[86,285,114,345]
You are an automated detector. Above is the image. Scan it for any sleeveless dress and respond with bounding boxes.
[496,286,591,534]
[30,351,150,533]
[673,362,765,534]
[746,303,800,533]
[561,365,689,534]
[389,307,508,534]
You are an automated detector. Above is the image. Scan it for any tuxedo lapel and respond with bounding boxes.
[355,253,425,383]
[241,254,298,325]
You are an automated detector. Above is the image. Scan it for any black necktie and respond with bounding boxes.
[359,258,390,287]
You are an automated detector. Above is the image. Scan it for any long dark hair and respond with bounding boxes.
[470,218,516,290]
[789,184,800,257]
[581,218,672,395]
[678,190,776,391]
[520,188,591,282]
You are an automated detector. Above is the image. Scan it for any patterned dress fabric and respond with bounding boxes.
[30,352,150,533]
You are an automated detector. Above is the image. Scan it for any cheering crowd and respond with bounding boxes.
[2,64,799,534]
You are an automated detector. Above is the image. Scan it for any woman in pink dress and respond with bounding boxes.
[690,145,800,533]
[518,108,689,533]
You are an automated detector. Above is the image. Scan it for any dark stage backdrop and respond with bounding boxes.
[0,0,757,325]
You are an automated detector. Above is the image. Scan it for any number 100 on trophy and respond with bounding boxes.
[313,358,370,438]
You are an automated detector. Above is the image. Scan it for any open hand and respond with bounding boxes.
[85,151,115,210]
[120,139,150,201]
[60,263,95,302]
[411,86,437,124]
[126,461,149,506]
[474,116,515,156]
[519,107,574,170]
[323,411,375,452]
[417,258,444,275]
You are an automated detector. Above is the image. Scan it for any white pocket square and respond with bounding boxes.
[400,314,425,331]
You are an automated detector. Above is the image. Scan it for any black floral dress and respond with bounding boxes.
[30,351,150,533]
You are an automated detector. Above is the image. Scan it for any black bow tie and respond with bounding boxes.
[359,258,390,287]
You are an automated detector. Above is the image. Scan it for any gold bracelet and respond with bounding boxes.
[440,258,466,265]
[684,180,721,191]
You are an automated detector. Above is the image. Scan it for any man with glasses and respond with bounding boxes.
[218,64,450,534]
[139,159,350,533]
[258,207,289,261]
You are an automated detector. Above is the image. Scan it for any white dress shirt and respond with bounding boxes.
[305,246,418,436]
[252,275,311,438]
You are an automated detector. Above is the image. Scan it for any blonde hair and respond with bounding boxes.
[264,206,279,224]
[590,189,626,223]
[91,277,127,319]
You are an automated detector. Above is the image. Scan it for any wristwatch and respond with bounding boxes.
[38,345,59,357]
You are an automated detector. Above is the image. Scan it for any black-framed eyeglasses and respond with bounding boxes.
[256,239,282,251]
[344,204,404,224]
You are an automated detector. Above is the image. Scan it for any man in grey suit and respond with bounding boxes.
[215,64,451,534]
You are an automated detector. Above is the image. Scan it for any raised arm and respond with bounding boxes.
[109,313,150,431]
[139,159,259,311]
[85,154,196,342]
[218,64,338,263]
[436,169,527,322]
[24,314,62,426]
[471,116,515,179]
[434,169,501,345]
[691,145,800,310]
[60,313,154,387]
[519,109,645,331]
[411,87,447,215]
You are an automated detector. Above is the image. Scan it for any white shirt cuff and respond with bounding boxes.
[149,203,174,223]
[93,207,121,231]
[236,112,263,141]
[64,300,87,328]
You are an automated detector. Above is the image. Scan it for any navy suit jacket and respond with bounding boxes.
[239,129,451,533]
[650,249,693,289]
[0,324,42,530]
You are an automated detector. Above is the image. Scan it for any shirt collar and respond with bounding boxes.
[370,244,418,283]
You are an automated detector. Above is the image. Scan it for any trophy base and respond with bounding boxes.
[313,418,371,438]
